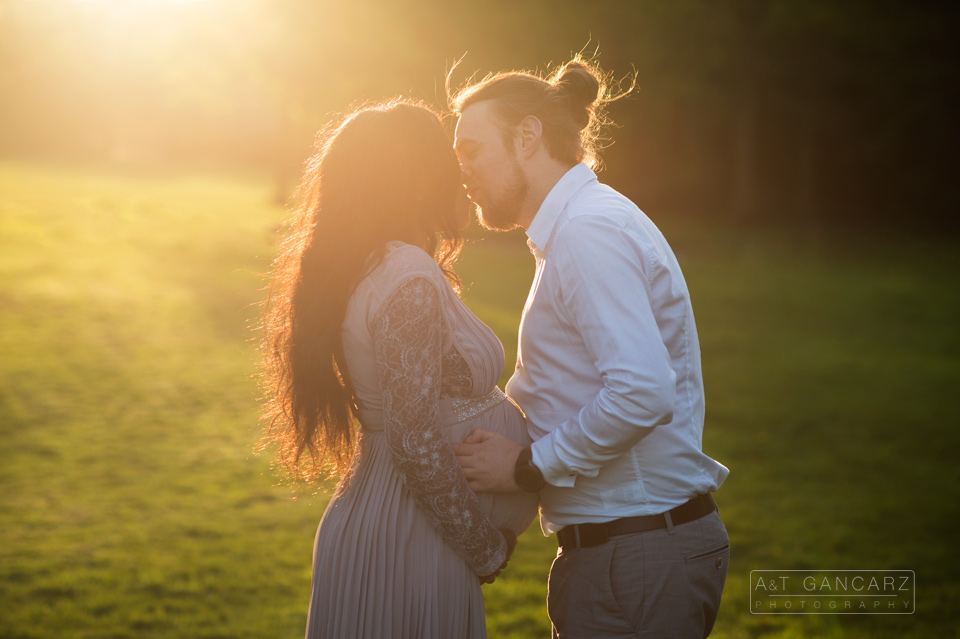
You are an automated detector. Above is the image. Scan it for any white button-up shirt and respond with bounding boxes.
[506,163,729,534]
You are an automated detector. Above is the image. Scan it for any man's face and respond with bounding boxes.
[454,101,528,231]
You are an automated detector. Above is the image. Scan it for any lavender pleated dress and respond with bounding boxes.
[304,242,539,639]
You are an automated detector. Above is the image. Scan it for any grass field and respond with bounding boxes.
[1,161,957,638]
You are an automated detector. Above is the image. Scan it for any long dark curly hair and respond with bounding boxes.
[260,99,465,484]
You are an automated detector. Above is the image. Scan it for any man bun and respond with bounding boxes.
[449,53,632,171]
[554,61,601,131]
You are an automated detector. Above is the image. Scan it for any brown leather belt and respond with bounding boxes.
[557,494,718,550]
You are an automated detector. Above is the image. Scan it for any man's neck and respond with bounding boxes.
[516,161,577,230]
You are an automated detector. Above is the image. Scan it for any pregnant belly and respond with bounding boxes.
[442,397,540,537]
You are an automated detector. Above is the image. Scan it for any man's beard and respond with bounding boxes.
[475,163,528,231]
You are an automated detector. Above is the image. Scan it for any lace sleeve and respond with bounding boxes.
[372,276,506,576]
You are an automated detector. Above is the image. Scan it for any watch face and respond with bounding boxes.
[514,447,544,492]
[516,463,544,492]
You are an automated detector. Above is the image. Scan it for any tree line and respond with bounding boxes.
[1,0,956,233]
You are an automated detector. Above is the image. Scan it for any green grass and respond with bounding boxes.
[1,161,958,638]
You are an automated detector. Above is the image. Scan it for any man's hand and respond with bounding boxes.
[452,429,522,492]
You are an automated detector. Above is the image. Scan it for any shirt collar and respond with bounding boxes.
[525,163,597,257]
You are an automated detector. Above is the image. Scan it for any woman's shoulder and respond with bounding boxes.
[368,242,445,291]
[350,242,446,324]
[381,241,442,275]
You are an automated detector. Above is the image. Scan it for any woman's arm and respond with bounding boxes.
[373,276,506,577]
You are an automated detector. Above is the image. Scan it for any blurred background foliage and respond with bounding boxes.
[1,0,957,233]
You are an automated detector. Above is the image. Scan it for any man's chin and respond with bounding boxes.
[476,205,520,232]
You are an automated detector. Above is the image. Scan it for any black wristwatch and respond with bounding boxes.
[514,446,546,493]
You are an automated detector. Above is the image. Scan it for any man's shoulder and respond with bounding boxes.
[566,181,640,224]
[554,183,653,248]
[550,185,674,273]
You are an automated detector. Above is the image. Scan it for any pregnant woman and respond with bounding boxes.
[259,98,538,639]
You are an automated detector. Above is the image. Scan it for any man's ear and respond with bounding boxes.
[517,115,543,158]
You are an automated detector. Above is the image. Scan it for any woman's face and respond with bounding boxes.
[453,183,472,231]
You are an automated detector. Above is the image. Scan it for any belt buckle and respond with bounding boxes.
[577,523,610,548]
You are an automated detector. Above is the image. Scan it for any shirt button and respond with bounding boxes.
[715,557,724,570]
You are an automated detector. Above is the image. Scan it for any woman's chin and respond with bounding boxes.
[452,202,474,231]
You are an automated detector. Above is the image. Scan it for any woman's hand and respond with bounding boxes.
[479,529,518,585]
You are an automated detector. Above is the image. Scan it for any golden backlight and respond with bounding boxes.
[2,0,444,170]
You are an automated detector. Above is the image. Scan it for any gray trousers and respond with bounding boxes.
[547,510,729,639]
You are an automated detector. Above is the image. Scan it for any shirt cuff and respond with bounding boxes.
[531,437,577,488]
